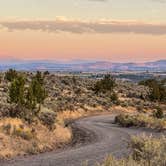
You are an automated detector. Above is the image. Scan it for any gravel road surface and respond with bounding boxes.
[0,114,161,166]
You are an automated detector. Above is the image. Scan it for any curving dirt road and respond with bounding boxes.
[0,114,161,166]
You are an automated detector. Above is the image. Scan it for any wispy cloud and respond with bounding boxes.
[151,0,166,3]
[88,0,108,1]
[0,18,166,35]
[88,0,166,2]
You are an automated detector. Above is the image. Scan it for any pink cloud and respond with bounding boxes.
[0,18,166,35]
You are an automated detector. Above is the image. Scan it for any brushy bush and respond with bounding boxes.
[115,114,166,130]
[99,156,146,166]
[39,108,57,130]
[1,119,34,140]
[139,79,166,102]
[93,74,116,94]
[96,135,166,166]
[25,141,39,155]
[153,107,164,119]
[110,92,119,103]
[115,114,136,127]
[0,104,11,117]
[131,135,166,164]
[5,69,18,82]
[12,127,34,140]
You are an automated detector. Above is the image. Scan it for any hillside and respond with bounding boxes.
[0,59,166,72]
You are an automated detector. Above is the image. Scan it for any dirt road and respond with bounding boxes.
[0,114,160,166]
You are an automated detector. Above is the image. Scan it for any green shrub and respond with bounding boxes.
[9,75,25,106]
[115,114,166,130]
[110,92,118,102]
[43,71,50,76]
[153,107,164,119]
[96,135,166,166]
[39,108,57,129]
[139,79,166,102]
[5,69,18,82]
[115,114,137,127]
[93,74,116,94]
[131,135,166,165]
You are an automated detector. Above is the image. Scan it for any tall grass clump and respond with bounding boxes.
[97,135,166,166]
[115,114,166,130]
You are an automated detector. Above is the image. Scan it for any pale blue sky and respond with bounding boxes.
[0,0,165,22]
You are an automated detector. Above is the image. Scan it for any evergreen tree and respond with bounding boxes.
[93,74,118,102]
[5,69,18,82]
[9,75,25,106]
[139,79,166,102]
[93,74,116,94]
[35,71,44,85]
[26,85,36,111]
[9,75,26,117]
[26,72,47,115]
[8,71,47,120]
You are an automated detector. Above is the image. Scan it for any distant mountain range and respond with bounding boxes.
[0,59,166,72]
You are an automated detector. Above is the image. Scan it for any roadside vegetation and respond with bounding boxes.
[97,135,166,166]
[92,74,118,103]
[0,70,72,158]
[115,113,166,130]
[139,79,166,102]
[0,70,165,159]
[0,71,118,158]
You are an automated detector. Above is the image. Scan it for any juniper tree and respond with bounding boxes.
[9,75,25,106]
[5,69,18,82]
[9,75,26,117]
[26,72,47,115]
[35,71,44,85]
[93,74,118,102]
[139,79,166,102]
[93,74,116,94]
[8,71,47,120]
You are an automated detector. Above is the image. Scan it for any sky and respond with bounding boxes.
[0,0,166,62]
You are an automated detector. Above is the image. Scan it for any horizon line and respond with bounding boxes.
[0,57,165,64]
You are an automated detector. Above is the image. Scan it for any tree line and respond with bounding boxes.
[5,69,47,123]
[139,78,166,102]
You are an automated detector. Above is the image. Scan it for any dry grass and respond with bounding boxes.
[54,125,72,144]
[96,135,166,166]
[110,106,137,113]
[57,109,85,126]
[56,106,105,126]
[34,122,72,151]
[0,118,72,159]
[115,114,166,130]
[0,118,34,158]
[0,106,106,159]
